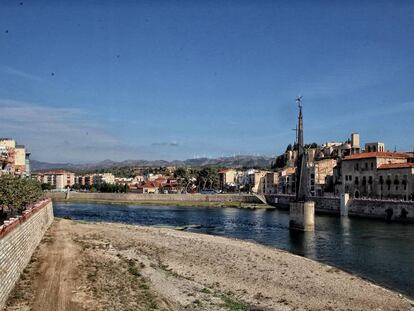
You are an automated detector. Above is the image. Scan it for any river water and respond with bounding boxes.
[54,202,414,297]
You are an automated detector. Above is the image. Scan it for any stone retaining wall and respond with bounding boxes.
[349,199,414,222]
[47,192,262,204]
[266,194,414,222]
[0,199,54,309]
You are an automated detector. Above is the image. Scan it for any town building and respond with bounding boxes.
[218,169,239,191]
[93,173,115,185]
[308,158,337,196]
[0,138,30,177]
[33,170,75,190]
[136,181,159,194]
[264,172,278,194]
[341,151,412,199]
[365,142,385,153]
[277,167,296,195]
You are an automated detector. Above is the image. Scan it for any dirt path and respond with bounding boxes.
[5,219,414,311]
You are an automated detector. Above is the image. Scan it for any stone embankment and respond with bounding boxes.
[266,194,414,223]
[47,191,263,205]
[0,199,54,309]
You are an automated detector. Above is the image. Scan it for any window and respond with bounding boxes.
[355,177,359,185]
[365,163,368,170]
[362,176,367,185]
[349,175,352,181]
[371,162,374,170]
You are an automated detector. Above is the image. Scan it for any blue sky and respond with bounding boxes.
[1,0,413,163]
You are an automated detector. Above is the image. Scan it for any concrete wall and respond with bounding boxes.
[0,199,54,309]
[266,194,414,222]
[47,191,262,204]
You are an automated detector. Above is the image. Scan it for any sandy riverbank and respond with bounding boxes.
[5,219,414,311]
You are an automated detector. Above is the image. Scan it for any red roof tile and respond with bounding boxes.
[343,152,410,161]
[378,163,414,170]
[137,181,159,189]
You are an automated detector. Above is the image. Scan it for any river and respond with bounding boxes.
[54,202,414,298]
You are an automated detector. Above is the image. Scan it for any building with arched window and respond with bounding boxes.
[341,152,414,200]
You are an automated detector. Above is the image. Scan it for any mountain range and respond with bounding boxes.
[31,155,274,172]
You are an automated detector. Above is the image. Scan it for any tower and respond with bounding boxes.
[289,96,315,232]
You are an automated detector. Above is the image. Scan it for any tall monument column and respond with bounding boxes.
[289,96,315,232]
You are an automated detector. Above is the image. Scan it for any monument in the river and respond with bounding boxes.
[289,96,315,231]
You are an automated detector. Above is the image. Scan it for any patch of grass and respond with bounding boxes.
[201,287,212,294]
[220,294,248,311]
[127,259,141,277]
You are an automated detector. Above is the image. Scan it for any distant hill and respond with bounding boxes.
[31,155,273,172]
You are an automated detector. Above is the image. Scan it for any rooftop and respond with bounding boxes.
[34,170,74,175]
[378,163,414,170]
[343,152,410,161]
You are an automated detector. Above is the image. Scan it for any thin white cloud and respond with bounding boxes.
[0,99,140,162]
[1,66,43,82]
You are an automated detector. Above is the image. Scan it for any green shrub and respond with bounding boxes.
[0,175,43,220]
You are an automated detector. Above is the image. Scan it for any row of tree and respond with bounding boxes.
[72,182,128,193]
[174,167,219,192]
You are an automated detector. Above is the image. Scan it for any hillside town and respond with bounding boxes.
[1,134,413,201]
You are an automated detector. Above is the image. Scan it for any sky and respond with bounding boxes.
[0,0,414,163]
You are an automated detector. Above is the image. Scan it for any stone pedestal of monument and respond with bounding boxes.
[289,201,315,231]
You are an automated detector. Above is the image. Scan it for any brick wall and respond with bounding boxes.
[0,199,53,309]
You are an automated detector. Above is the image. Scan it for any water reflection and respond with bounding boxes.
[54,202,414,298]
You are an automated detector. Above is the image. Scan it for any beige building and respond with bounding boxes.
[93,173,115,185]
[376,163,414,200]
[218,169,239,191]
[33,170,75,190]
[365,142,385,153]
[136,181,159,194]
[0,138,30,177]
[308,158,337,196]
[277,167,296,194]
[264,172,278,194]
[341,152,411,199]
[249,171,269,194]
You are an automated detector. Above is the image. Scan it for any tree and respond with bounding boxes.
[0,175,42,221]
[196,168,219,190]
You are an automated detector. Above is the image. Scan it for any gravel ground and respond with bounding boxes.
[5,219,414,311]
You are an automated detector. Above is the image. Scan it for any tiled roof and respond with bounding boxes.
[378,163,414,170]
[138,181,159,189]
[218,169,230,174]
[343,152,410,161]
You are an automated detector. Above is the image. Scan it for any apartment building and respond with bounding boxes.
[33,170,75,190]
[0,138,30,177]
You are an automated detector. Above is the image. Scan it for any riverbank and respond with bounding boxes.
[47,192,271,209]
[6,219,413,311]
